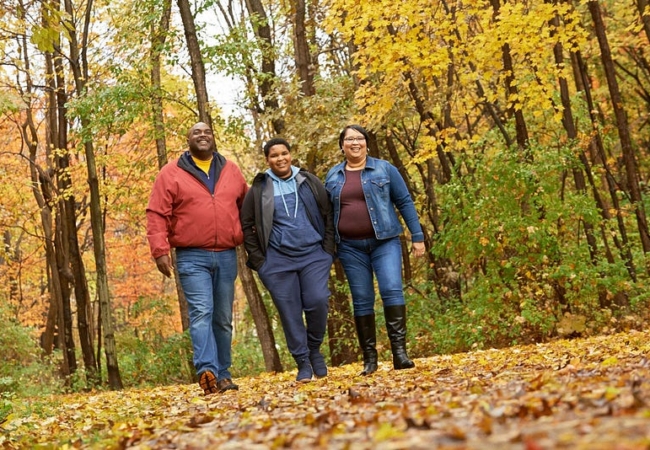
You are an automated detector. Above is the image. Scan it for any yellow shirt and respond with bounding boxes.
[191,155,212,175]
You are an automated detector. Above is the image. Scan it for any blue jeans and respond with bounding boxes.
[175,247,237,380]
[337,237,405,316]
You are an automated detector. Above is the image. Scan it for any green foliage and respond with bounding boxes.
[0,91,22,114]
[0,305,65,400]
[280,76,359,177]
[0,390,12,424]
[115,330,194,387]
[231,330,270,377]
[66,81,151,140]
[423,135,646,351]
[230,287,295,377]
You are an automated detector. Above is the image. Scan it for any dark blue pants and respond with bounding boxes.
[257,246,332,360]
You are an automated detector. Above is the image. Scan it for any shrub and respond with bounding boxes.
[0,305,64,399]
[115,329,194,387]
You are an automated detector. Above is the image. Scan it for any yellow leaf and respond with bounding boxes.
[601,356,619,368]
[374,422,404,442]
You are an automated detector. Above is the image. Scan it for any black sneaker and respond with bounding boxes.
[296,358,313,383]
[309,350,328,378]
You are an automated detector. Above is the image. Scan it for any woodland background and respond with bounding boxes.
[1,0,650,406]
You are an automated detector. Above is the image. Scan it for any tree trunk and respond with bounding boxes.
[54,203,75,376]
[328,261,357,366]
[550,9,599,263]
[64,0,123,389]
[443,0,514,146]
[588,0,650,264]
[150,0,190,332]
[2,231,22,306]
[44,0,99,383]
[245,0,285,134]
[38,29,72,378]
[177,0,212,126]
[384,126,459,301]
[489,0,530,154]
[549,5,612,308]
[84,135,123,390]
[236,247,283,372]
[17,1,75,376]
[292,0,315,96]
[570,49,636,281]
[636,0,650,44]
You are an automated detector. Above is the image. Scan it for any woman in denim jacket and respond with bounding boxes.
[325,124,426,375]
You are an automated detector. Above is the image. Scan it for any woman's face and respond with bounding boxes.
[342,128,367,164]
[266,144,292,179]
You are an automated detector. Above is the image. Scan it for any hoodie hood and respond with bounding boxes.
[266,166,300,217]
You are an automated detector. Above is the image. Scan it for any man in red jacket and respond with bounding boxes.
[146,121,248,395]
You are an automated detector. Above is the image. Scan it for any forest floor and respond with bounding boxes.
[2,330,649,449]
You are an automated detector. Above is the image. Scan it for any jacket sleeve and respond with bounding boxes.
[146,167,173,259]
[315,178,335,256]
[240,186,266,271]
[388,164,425,243]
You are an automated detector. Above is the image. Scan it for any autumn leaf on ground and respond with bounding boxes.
[2,330,649,449]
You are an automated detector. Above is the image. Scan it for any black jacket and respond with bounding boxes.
[240,169,335,271]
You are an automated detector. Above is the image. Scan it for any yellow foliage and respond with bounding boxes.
[324,0,591,162]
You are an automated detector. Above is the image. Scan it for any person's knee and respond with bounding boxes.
[190,315,212,331]
[213,310,233,327]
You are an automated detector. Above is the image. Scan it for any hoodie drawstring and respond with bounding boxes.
[269,169,299,218]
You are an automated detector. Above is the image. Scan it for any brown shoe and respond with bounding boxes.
[199,371,218,395]
[217,378,239,393]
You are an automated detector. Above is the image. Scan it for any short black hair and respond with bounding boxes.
[263,137,291,157]
[338,124,370,149]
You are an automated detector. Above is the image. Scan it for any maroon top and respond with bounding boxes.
[338,169,374,239]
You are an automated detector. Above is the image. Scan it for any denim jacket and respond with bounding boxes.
[325,156,424,244]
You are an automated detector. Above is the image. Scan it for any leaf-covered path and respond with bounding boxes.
[3,330,649,449]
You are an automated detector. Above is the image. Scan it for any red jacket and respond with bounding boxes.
[146,153,249,259]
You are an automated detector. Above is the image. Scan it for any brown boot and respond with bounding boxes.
[217,378,239,393]
[199,371,218,395]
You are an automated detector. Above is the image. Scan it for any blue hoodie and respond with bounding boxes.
[267,166,323,256]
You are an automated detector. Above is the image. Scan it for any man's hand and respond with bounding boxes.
[155,255,173,277]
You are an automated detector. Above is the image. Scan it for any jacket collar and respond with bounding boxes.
[335,155,377,173]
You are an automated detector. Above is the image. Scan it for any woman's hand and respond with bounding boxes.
[412,241,426,257]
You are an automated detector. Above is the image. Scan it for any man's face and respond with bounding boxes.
[187,122,214,160]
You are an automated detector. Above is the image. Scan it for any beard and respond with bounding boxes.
[189,140,215,156]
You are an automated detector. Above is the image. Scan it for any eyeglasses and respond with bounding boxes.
[343,136,365,143]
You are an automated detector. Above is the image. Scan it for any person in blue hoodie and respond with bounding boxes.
[240,137,335,382]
